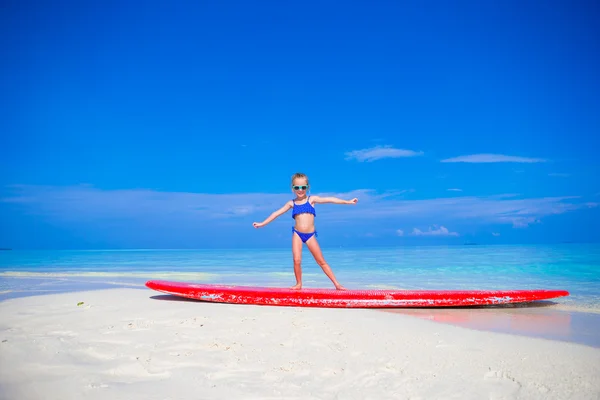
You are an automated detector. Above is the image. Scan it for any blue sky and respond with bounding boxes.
[1,0,599,249]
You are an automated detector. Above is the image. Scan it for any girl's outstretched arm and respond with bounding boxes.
[312,196,358,205]
[253,201,293,228]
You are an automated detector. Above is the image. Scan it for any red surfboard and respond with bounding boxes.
[145,280,569,308]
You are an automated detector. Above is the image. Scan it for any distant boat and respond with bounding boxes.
[463,242,479,246]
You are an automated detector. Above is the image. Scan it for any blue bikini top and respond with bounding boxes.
[292,196,316,218]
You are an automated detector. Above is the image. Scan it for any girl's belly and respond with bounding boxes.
[293,216,315,232]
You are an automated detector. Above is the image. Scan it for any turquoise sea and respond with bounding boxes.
[1,244,599,312]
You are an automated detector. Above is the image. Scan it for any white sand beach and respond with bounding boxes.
[1,288,599,400]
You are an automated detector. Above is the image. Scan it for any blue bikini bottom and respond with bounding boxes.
[292,227,317,243]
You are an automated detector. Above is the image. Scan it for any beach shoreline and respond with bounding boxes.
[2,277,600,348]
[1,288,599,399]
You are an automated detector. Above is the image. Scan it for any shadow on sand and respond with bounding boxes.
[150,294,202,303]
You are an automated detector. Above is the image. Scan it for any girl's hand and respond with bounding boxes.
[347,198,358,204]
[253,222,264,228]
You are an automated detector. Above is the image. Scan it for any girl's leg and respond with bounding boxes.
[290,231,303,289]
[305,236,346,290]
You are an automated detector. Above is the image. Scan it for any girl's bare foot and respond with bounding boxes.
[290,283,302,290]
[335,284,346,290]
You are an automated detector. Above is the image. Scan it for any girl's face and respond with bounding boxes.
[292,178,309,196]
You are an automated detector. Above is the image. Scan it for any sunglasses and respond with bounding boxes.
[292,185,308,190]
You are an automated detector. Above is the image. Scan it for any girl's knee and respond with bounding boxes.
[316,258,327,267]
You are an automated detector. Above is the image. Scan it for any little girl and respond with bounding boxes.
[253,172,358,290]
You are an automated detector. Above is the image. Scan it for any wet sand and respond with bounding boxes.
[385,302,600,348]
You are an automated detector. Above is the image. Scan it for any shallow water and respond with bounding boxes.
[1,244,598,311]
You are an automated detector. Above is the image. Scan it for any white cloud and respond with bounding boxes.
[411,226,459,237]
[2,185,596,230]
[344,146,423,162]
[1,184,281,222]
[548,173,570,177]
[396,229,404,236]
[447,188,462,192]
[510,217,541,228]
[492,232,501,236]
[441,154,547,163]
[319,192,596,228]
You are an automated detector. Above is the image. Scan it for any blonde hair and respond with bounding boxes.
[291,172,309,186]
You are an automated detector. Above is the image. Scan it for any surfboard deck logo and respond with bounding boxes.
[145,280,569,308]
